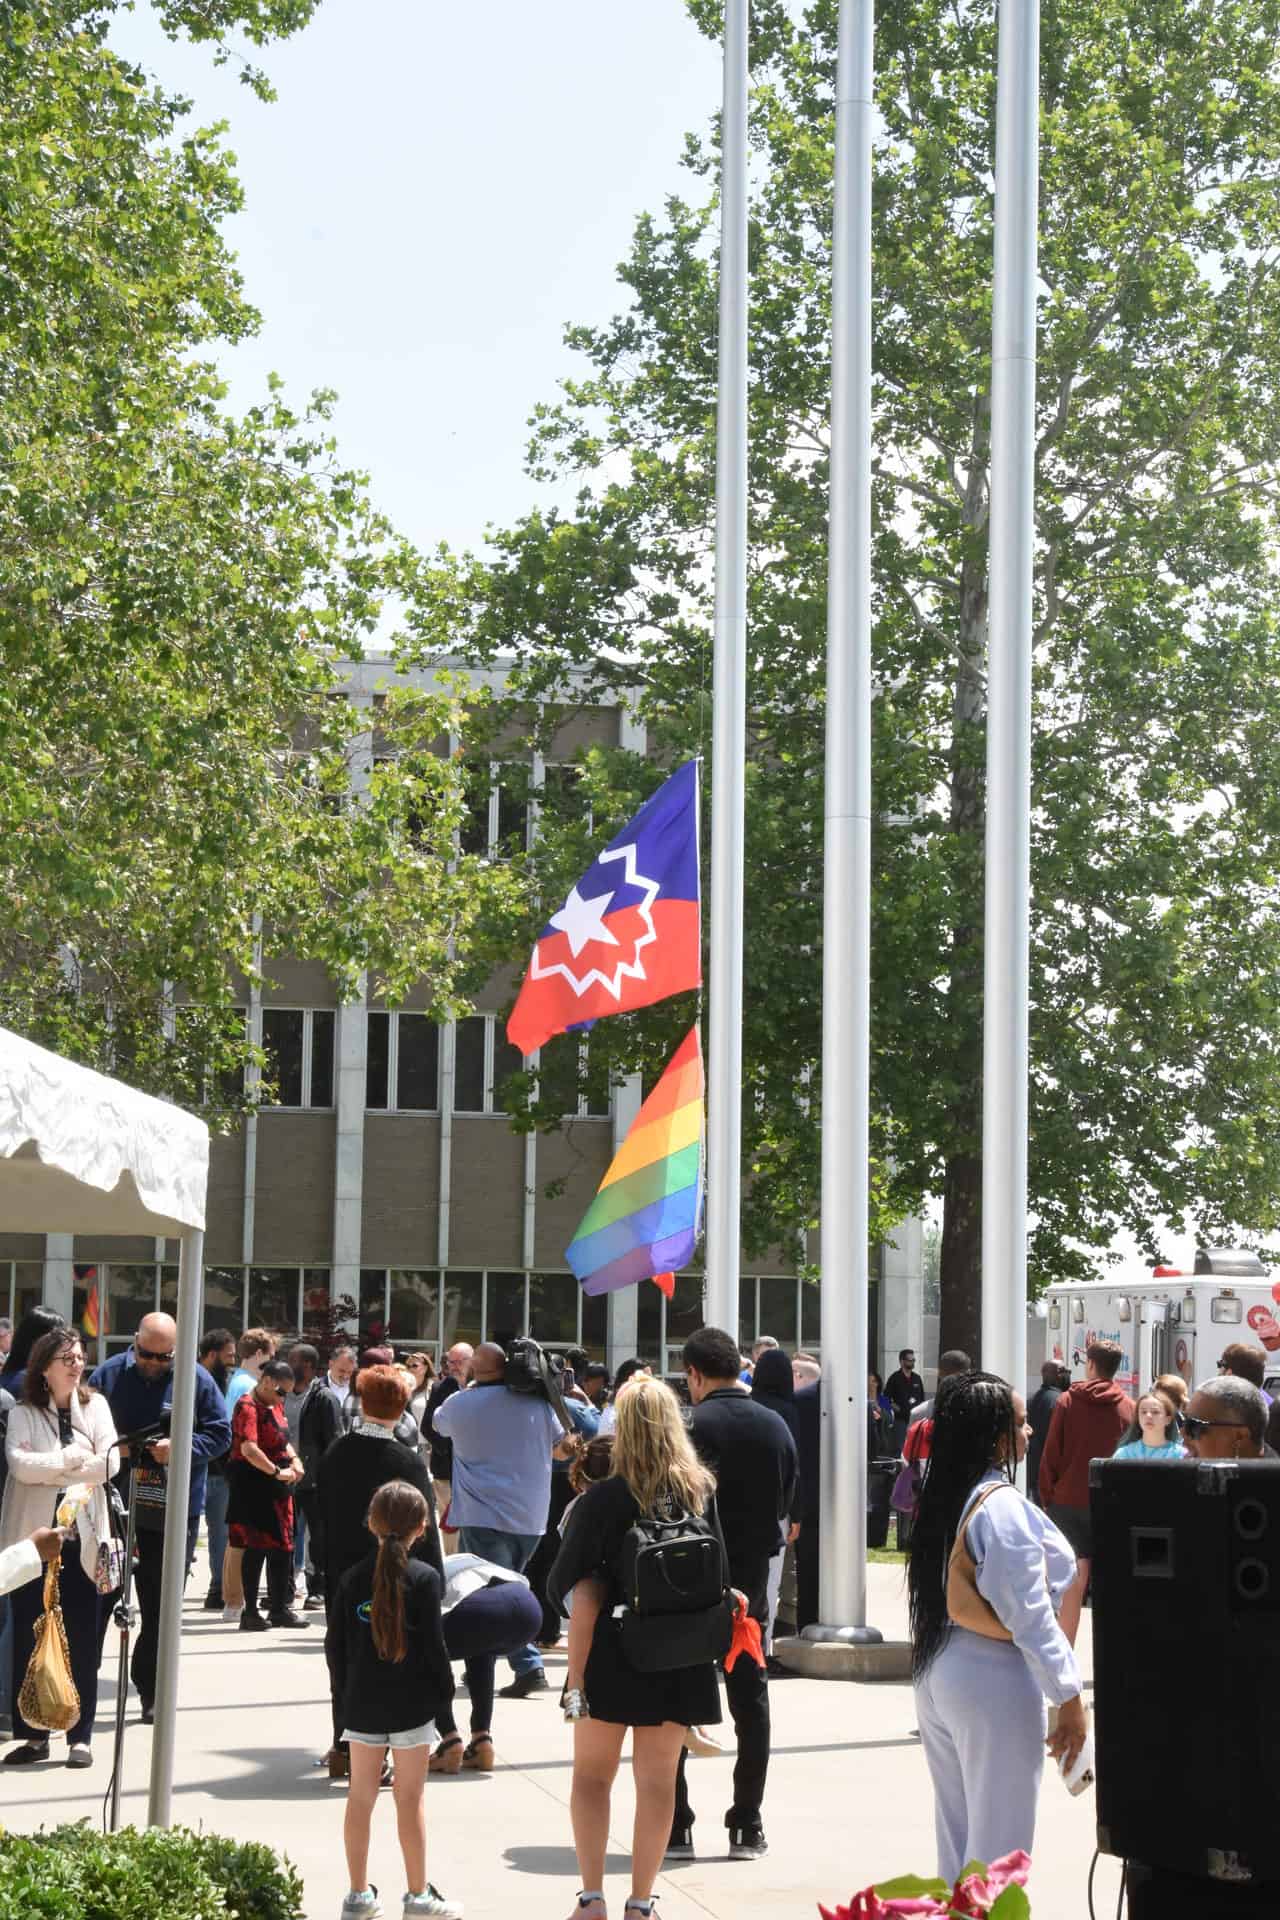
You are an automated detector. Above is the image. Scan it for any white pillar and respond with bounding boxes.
[333,700,373,1328]
[810,0,879,1643]
[704,0,748,1336]
[43,1232,74,1321]
[147,1226,203,1827]
[981,0,1040,1394]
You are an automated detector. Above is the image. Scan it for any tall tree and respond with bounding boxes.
[0,1,520,1108]
[431,0,1280,1349]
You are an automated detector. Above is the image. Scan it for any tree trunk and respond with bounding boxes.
[940,1146,983,1358]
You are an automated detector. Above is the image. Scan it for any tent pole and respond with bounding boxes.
[147,1226,203,1828]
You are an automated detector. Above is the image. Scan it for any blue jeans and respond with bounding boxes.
[456,1527,543,1676]
[294,1507,307,1575]
[204,1472,231,1599]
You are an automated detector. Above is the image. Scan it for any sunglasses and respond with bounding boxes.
[1182,1413,1243,1439]
[135,1344,174,1364]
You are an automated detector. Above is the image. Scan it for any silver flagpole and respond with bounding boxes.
[704,0,748,1337]
[810,0,879,1641]
[982,0,1041,1392]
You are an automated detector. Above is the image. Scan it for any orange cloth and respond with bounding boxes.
[723,1592,765,1673]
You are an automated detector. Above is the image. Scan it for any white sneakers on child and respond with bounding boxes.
[341,1892,381,1920]
[403,1889,463,1918]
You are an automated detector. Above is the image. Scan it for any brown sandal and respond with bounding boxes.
[429,1735,463,1775]
[461,1735,494,1772]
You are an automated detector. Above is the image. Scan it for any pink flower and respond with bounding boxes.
[949,1851,1032,1916]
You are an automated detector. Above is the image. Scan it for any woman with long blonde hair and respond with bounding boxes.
[548,1376,727,1920]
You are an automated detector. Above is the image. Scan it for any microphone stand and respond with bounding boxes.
[108,1485,140,1833]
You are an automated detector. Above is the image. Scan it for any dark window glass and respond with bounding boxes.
[538,1036,580,1115]
[666,1272,705,1353]
[359,1268,388,1344]
[528,1272,578,1347]
[486,1271,526,1345]
[302,1270,332,1343]
[262,1009,304,1107]
[583,1038,612,1118]
[388,1269,439,1347]
[580,1290,605,1360]
[637,1283,663,1368]
[217,1007,248,1105]
[310,1010,335,1108]
[203,1266,245,1335]
[366,1010,390,1110]
[159,1264,179,1317]
[542,764,589,824]
[738,1277,757,1356]
[454,1016,486,1113]
[491,1029,523,1111]
[249,1267,298,1338]
[13,1264,42,1328]
[460,769,492,856]
[801,1279,821,1350]
[758,1275,797,1352]
[495,770,527,853]
[106,1264,157,1339]
[397,1015,439,1111]
[442,1271,482,1350]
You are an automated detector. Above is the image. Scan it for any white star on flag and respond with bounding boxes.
[549,885,620,960]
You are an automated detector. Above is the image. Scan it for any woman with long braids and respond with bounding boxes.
[907,1371,1088,1883]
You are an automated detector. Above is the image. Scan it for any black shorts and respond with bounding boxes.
[1048,1502,1092,1561]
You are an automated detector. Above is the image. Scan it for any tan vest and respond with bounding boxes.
[945,1482,1015,1642]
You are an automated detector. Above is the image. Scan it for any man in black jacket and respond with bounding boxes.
[669,1325,799,1865]
[288,1342,341,1606]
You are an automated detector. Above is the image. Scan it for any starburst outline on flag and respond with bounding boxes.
[527,839,660,1003]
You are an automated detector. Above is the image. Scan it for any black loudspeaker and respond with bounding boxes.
[1090,1459,1280,1889]
[1125,1862,1280,1917]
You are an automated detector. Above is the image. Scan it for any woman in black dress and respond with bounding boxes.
[548,1376,725,1920]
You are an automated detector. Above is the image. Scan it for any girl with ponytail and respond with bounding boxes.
[327,1480,461,1920]
[907,1370,1088,1885]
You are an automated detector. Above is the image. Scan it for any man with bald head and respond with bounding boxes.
[92,1310,231,1722]
[1182,1375,1272,1460]
[431,1340,565,1706]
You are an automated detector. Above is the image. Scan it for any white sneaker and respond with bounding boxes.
[341,1891,382,1920]
[403,1890,462,1919]
[221,1604,243,1623]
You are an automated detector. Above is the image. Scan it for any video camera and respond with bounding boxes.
[504,1336,572,1429]
[119,1413,171,1453]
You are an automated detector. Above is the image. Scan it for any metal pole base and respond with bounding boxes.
[801,1622,884,1645]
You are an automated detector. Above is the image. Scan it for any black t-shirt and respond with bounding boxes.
[326,1554,454,1735]
[687,1388,799,1582]
[57,1406,73,1446]
[547,1474,728,1618]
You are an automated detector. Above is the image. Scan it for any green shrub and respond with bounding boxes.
[0,1824,304,1920]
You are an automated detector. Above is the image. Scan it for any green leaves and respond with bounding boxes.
[429,0,1280,1328]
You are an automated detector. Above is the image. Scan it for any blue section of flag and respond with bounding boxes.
[536,761,700,940]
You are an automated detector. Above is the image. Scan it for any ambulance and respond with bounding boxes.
[1041,1248,1280,1401]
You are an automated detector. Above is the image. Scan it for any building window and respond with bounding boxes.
[801,1279,821,1351]
[360,1268,389,1344]
[203,1267,247,1335]
[249,1267,300,1337]
[486,1272,526,1345]
[388,1269,440,1347]
[366,1011,440,1112]
[528,1272,579,1347]
[460,762,530,859]
[443,1271,483,1350]
[538,1035,611,1120]
[454,1015,524,1115]
[261,1009,336,1109]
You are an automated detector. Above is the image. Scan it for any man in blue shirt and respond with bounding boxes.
[91,1312,231,1722]
[432,1342,566,1701]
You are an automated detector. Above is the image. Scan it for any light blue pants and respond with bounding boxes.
[204,1472,231,1599]
[456,1527,543,1676]
[914,1628,1047,1884]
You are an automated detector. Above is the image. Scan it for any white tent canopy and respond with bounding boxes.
[0,1026,207,1236]
[0,1024,209,1828]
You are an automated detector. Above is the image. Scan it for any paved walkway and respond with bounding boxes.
[1,1558,1117,1919]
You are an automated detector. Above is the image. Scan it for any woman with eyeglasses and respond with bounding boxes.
[908,1370,1087,1885]
[1113,1389,1186,1460]
[0,1329,117,1767]
[227,1358,307,1632]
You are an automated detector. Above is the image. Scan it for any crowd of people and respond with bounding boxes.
[0,1300,1274,1916]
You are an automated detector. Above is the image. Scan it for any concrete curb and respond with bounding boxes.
[772,1638,914,1682]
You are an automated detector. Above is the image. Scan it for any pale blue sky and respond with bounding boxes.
[110,1,723,557]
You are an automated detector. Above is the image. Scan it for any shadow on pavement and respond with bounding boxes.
[503,1847,633,1877]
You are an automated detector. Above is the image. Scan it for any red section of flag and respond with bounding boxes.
[509,899,700,1057]
[651,1271,676,1299]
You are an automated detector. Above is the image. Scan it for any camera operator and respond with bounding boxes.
[91,1312,231,1723]
[431,1341,568,1709]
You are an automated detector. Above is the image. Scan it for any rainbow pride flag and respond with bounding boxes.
[567,1026,704,1297]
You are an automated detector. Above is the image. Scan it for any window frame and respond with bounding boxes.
[365,1009,441,1115]
[258,1006,337,1111]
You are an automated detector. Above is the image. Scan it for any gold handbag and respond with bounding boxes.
[945,1482,1016,1642]
[17,1561,81,1732]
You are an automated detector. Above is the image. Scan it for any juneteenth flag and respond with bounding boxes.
[567,1027,704,1297]
[507,762,701,1059]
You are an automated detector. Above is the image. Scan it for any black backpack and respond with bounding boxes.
[619,1507,726,1616]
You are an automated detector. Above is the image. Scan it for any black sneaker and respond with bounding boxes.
[239,1610,269,1633]
[269,1612,311,1629]
[728,1822,767,1861]
[202,1591,224,1613]
[497,1669,549,1699]
[664,1827,695,1862]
